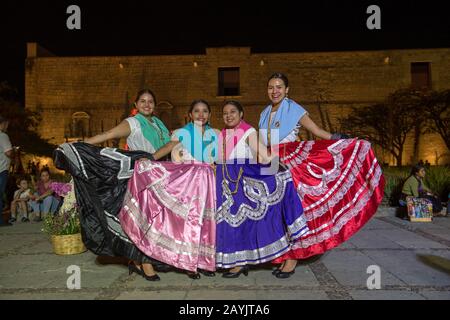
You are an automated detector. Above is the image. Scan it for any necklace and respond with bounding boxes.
[146,116,164,142]
[266,100,286,150]
[267,111,272,148]
[222,130,243,195]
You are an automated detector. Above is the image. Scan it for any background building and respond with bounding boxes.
[25,43,450,165]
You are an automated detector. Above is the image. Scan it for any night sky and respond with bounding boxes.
[1,0,449,102]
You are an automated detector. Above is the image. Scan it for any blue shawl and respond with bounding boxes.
[259,98,307,146]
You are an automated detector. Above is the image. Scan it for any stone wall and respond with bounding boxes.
[25,43,450,165]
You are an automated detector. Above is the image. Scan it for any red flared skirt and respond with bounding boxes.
[272,139,385,262]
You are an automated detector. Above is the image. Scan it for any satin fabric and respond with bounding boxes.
[272,138,385,261]
[53,142,160,264]
[215,123,308,268]
[119,160,216,272]
[215,161,308,268]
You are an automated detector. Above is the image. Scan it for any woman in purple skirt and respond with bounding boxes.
[215,100,309,278]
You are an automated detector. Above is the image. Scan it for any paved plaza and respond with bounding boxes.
[1,207,449,300]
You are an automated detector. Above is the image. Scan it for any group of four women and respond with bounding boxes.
[55,72,385,281]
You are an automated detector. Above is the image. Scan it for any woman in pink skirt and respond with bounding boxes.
[119,99,219,279]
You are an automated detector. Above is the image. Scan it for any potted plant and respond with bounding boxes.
[42,179,86,255]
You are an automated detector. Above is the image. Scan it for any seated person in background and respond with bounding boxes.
[9,177,32,223]
[29,169,61,221]
[401,164,446,217]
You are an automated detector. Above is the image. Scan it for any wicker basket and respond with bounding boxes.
[409,217,432,222]
[51,233,87,255]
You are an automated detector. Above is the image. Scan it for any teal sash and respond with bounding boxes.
[134,113,170,150]
[175,122,218,163]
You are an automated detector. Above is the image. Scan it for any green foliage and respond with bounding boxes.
[426,89,450,150]
[424,166,450,201]
[41,207,81,236]
[340,88,449,166]
[382,166,409,206]
[383,165,450,205]
[0,81,56,157]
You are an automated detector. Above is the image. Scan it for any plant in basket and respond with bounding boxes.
[42,179,86,255]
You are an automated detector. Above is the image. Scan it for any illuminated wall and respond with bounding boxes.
[25,44,450,165]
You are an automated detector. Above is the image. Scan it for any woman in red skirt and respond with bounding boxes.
[259,73,385,278]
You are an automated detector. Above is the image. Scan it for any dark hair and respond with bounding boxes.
[222,100,244,117]
[40,168,51,177]
[410,164,425,176]
[135,88,157,105]
[267,72,289,87]
[189,99,211,114]
[0,115,8,125]
[16,176,29,185]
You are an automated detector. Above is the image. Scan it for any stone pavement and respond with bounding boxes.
[0,207,449,300]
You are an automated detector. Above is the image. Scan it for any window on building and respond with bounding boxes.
[70,112,91,139]
[218,67,240,96]
[411,62,431,89]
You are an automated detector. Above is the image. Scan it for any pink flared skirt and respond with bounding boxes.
[119,160,216,272]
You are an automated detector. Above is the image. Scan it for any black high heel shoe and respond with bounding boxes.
[187,272,201,279]
[128,262,143,276]
[275,268,295,279]
[222,266,249,278]
[271,264,284,275]
[272,269,281,275]
[142,270,161,281]
[198,269,216,277]
[130,262,160,281]
[154,263,173,273]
